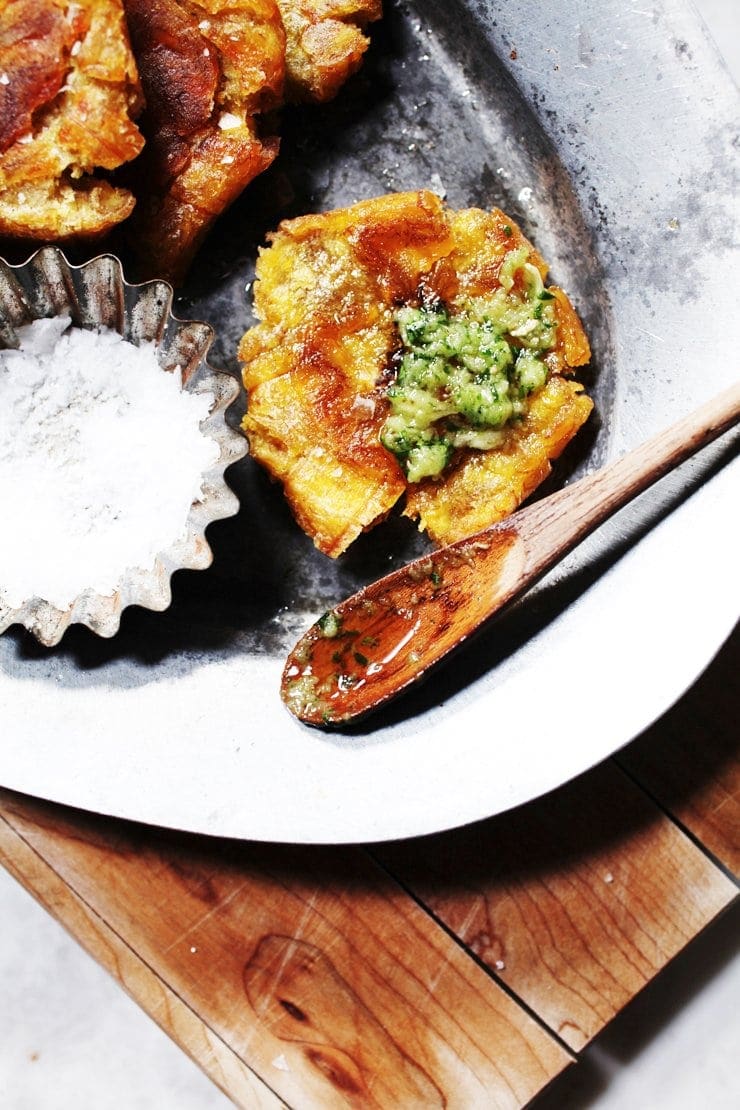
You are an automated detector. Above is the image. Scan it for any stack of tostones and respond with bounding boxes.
[0,0,144,241]
[123,0,381,279]
[0,0,383,280]
[240,191,593,556]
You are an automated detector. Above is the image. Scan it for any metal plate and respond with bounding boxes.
[1,0,738,843]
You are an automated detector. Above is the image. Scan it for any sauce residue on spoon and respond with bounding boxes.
[282,529,522,726]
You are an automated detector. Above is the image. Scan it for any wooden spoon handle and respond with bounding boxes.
[513,378,740,579]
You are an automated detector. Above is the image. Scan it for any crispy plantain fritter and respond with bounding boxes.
[122,0,286,283]
[0,0,383,279]
[276,0,382,103]
[240,191,593,557]
[124,0,382,280]
[0,0,144,241]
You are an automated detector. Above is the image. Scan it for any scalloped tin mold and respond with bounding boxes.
[0,248,247,646]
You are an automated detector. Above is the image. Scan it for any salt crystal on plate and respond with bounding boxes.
[0,317,219,610]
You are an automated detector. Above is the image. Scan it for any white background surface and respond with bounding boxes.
[1,1,738,1106]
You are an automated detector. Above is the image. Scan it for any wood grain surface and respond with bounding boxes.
[0,627,737,1108]
[0,792,571,1109]
[376,760,736,1052]
[618,627,739,876]
[0,812,285,1109]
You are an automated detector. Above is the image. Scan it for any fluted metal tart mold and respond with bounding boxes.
[0,247,246,646]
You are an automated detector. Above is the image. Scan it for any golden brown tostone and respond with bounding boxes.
[122,0,382,281]
[277,0,382,103]
[122,0,286,283]
[0,0,144,240]
[240,190,593,557]
[0,0,384,278]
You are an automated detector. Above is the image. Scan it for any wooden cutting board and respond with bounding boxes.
[0,627,737,1108]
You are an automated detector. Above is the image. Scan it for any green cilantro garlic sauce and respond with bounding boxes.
[317,609,343,638]
[379,248,558,483]
[283,609,373,725]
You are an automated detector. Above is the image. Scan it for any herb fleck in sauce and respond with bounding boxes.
[379,250,558,482]
[281,527,520,726]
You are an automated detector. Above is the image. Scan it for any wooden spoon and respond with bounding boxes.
[282,381,740,727]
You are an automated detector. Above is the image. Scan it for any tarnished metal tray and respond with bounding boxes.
[0,0,737,843]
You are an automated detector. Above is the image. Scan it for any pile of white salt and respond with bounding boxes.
[0,316,220,610]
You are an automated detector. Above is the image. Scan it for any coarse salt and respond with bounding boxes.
[218,112,243,130]
[0,317,219,609]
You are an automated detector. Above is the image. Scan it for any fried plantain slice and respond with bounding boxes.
[0,0,144,241]
[122,0,285,282]
[403,375,593,544]
[399,206,592,544]
[240,190,593,557]
[276,0,382,103]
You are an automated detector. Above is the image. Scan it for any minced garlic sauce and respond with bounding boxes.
[380,247,557,482]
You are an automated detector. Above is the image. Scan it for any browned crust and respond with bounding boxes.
[0,0,144,241]
[122,0,286,282]
[0,2,70,153]
[276,0,382,103]
[240,191,593,557]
